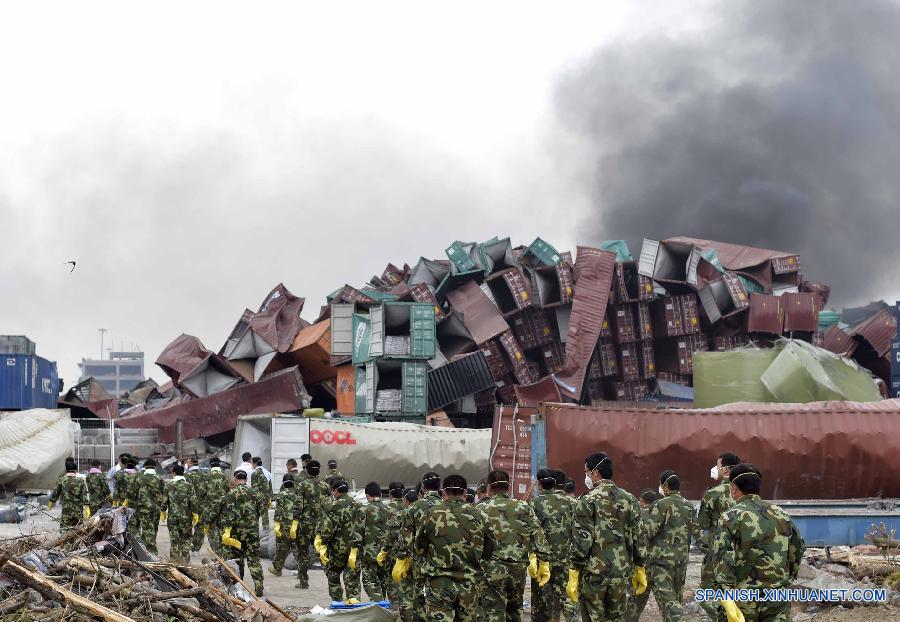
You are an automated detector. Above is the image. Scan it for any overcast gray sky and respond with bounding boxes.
[1,1,896,387]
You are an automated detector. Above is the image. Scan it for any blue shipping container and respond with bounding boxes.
[0,354,60,410]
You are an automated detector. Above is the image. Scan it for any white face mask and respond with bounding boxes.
[658,485,665,496]
[584,474,594,490]
[710,465,719,480]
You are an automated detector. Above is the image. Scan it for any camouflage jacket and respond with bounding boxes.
[163,477,198,527]
[251,467,273,506]
[86,473,110,507]
[698,478,733,551]
[530,489,575,563]
[204,469,231,522]
[396,490,443,559]
[284,469,304,485]
[325,469,345,486]
[132,470,165,514]
[415,497,495,582]
[482,493,550,570]
[221,484,265,537]
[351,499,392,563]
[570,481,647,578]
[51,474,88,509]
[385,499,406,557]
[123,473,140,507]
[645,492,695,568]
[299,475,332,535]
[113,468,130,503]
[712,494,805,589]
[274,485,304,532]
[318,493,359,560]
[185,468,207,509]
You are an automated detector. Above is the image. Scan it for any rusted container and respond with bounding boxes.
[481,339,511,381]
[486,267,533,316]
[650,296,685,337]
[617,342,641,382]
[745,294,784,334]
[336,364,356,414]
[612,304,638,343]
[771,255,800,275]
[405,283,446,322]
[615,261,654,302]
[539,341,566,375]
[490,405,536,499]
[496,379,518,404]
[639,340,656,380]
[680,295,702,335]
[634,303,653,341]
[499,330,536,385]
[656,334,708,375]
[604,381,650,402]
[511,308,554,351]
[782,292,820,333]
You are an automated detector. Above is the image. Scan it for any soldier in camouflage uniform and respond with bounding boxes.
[569,452,648,622]
[530,469,576,622]
[415,474,496,622]
[325,460,345,487]
[379,482,406,604]
[553,469,579,621]
[203,458,231,556]
[220,470,267,597]
[163,464,200,563]
[350,482,391,601]
[481,470,552,622]
[130,459,165,554]
[297,460,332,589]
[112,454,131,507]
[86,460,111,515]
[698,453,740,621]
[626,471,696,622]
[394,472,443,622]
[712,464,805,622]
[184,457,208,552]
[49,462,89,529]
[386,488,418,621]
[269,474,304,576]
[283,458,302,484]
[251,457,273,529]
[317,479,361,602]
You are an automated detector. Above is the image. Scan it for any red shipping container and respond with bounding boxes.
[617,342,641,382]
[490,406,535,499]
[612,304,638,343]
[481,340,510,381]
[499,331,536,385]
[639,340,656,380]
[634,303,653,341]
[511,308,554,351]
[540,341,566,375]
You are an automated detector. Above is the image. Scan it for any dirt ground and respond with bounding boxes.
[2,507,899,620]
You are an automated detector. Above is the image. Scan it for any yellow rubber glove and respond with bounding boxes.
[192,513,200,527]
[319,546,329,565]
[274,523,282,538]
[566,569,580,603]
[538,561,551,587]
[346,598,360,605]
[376,550,388,566]
[112,500,120,507]
[83,506,91,520]
[122,500,129,508]
[160,512,166,525]
[348,548,359,571]
[528,552,539,579]
[203,525,209,535]
[392,557,411,582]
[47,501,55,511]
[289,520,298,540]
[632,566,648,595]
[722,600,745,622]
[221,527,242,550]
[314,534,324,551]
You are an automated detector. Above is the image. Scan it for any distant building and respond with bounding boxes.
[79,351,145,397]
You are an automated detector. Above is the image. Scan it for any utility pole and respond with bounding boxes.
[98,328,107,360]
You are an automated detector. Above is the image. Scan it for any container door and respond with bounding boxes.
[446,241,477,274]
[401,361,427,413]
[270,417,309,493]
[330,304,354,358]
[352,313,372,364]
[355,366,368,414]
[638,238,660,278]
[365,361,377,414]
[368,305,384,359]
[410,304,436,358]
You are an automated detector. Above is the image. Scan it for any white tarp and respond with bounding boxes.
[308,420,491,488]
[0,409,75,490]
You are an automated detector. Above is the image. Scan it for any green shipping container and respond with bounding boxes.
[446,241,479,274]
[369,302,435,360]
[351,314,371,364]
[402,361,428,413]
[527,237,562,266]
[354,365,371,414]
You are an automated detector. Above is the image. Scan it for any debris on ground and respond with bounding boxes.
[0,508,293,621]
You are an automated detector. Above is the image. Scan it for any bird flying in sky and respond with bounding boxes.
[65,261,76,274]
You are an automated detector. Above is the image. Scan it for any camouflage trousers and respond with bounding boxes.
[227,531,263,591]
[532,564,577,622]
[324,559,361,602]
[579,574,628,621]
[272,535,303,573]
[424,576,479,622]
[360,561,389,601]
[483,563,528,622]
[191,521,206,552]
[136,511,160,554]
[700,550,722,621]
[168,520,193,563]
[208,525,225,557]
[297,532,314,586]
[735,600,790,622]
[60,507,83,529]
[626,562,687,622]
[394,574,415,622]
